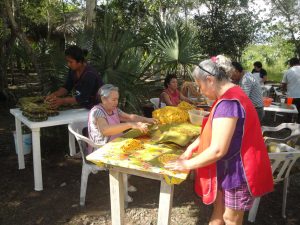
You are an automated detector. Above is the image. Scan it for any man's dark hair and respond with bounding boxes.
[164,73,177,88]
[232,62,244,73]
[289,57,300,67]
[253,61,262,68]
[65,45,88,63]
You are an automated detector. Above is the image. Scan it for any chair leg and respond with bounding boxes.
[80,164,92,206]
[122,173,132,205]
[248,197,261,223]
[282,178,289,218]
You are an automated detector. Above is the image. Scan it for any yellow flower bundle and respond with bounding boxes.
[152,106,189,124]
[177,101,195,111]
[158,154,178,165]
[120,138,144,153]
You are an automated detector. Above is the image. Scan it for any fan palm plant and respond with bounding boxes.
[88,11,157,113]
[147,17,203,79]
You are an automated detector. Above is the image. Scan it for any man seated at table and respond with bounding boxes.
[231,62,264,121]
[46,45,103,109]
[160,74,194,106]
[282,57,300,123]
[88,84,156,202]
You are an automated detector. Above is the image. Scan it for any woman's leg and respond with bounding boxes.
[223,207,244,225]
[209,190,225,225]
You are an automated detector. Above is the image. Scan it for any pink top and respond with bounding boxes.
[162,88,180,106]
[88,104,123,149]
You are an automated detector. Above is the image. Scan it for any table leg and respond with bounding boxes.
[157,180,174,225]
[15,118,25,169]
[32,128,43,191]
[109,170,125,225]
[69,130,76,156]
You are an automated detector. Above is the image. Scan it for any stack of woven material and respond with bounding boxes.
[18,96,59,122]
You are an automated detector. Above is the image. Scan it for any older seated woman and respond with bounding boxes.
[160,74,193,106]
[88,84,156,202]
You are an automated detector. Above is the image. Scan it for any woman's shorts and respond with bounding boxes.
[223,183,254,211]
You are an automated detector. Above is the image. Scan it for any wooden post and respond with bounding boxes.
[85,0,96,28]
[109,170,125,225]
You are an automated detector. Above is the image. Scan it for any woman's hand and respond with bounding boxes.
[145,118,158,124]
[48,96,65,109]
[130,122,149,133]
[165,159,190,171]
[179,143,197,160]
[45,94,56,102]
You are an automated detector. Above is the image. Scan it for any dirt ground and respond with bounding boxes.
[1,102,300,225]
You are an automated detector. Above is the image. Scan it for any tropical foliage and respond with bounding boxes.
[2,0,300,111]
[194,0,259,60]
[147,17,202,78]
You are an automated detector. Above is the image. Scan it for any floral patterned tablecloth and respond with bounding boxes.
[86,135,192,185]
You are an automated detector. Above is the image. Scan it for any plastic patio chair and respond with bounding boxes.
[68,121,106,206]
[248,143,300,222]
[150,98,166,109]
[68,121,133,206]
[262,123,300,148]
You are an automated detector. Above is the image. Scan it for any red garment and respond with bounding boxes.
[194,86,274,205]
[162,88,180,106]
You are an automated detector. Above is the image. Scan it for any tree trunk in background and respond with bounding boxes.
[86,0,96,28]
[4,0,43,91]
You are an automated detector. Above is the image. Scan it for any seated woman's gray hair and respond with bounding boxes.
[98,84,119,98]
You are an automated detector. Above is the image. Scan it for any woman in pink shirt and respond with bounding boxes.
[160,74,193,106]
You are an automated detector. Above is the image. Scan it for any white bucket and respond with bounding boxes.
[13,131,32,155]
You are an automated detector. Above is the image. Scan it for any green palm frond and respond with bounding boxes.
[148,17,203,77]
[88,12,156,113]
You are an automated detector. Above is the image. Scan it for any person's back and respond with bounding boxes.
[240,72,264,108]
[231,62,264,121]
[283,65,300,98]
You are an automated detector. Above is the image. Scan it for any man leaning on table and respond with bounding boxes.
[282,57,300,123]
[231,62,264,122]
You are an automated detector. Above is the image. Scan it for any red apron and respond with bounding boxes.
[194,86,273,205]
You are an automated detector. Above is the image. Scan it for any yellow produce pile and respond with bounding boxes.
[158,153,178,165]
[152,106,189,124]
[177,101,195,111]
[120,138,144,153]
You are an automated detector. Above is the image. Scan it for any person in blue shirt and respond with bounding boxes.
[46,45,103,109]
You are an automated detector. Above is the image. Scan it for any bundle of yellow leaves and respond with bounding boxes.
[120,138,144,153]
[177,101,195,111]
[152,106,189,124]
[158,154,178,165]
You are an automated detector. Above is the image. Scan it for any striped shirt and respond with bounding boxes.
[239,72,263,108]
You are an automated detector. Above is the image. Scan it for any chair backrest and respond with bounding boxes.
[150,98,166,109]
[268,143,300,183]
[262,123,300,146]
[68,121,101,164]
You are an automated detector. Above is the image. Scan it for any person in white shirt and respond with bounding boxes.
[282,57,300,123]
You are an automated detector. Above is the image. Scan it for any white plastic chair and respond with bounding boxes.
[248,143,300,222]
[68,121,132,206]
[68,121,106,206]
[150,98,166,109]
[262,123,300,147]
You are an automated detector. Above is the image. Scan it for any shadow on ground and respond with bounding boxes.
[1,103,300,225]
